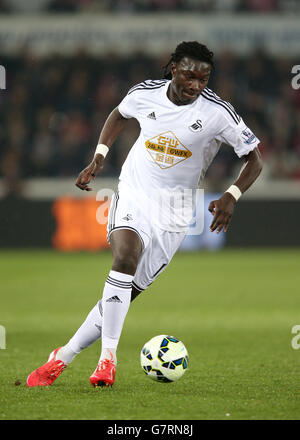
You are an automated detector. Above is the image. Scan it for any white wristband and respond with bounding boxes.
[94,143,109,158]
[225,185,242,201]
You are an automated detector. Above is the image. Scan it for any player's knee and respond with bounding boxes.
[112,253,139,275]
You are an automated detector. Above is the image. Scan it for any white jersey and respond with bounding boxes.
[117,79,260,232]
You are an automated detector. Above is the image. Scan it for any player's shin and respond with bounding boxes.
[100,270,133,364]
[56,300,103,364]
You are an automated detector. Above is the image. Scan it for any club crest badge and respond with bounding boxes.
[189,119,203,132]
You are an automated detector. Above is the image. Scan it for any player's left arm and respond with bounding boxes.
[209,146,263,234]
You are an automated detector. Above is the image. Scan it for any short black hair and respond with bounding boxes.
[163,41,214,79]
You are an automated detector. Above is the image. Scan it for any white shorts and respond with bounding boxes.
[107,182,186,292]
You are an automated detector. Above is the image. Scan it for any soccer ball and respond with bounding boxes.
[140,335,188,383]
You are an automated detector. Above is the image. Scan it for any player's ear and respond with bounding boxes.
[170,62,176,78]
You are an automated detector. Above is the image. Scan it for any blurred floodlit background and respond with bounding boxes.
[0,0,299,250]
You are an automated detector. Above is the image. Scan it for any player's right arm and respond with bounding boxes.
[76,108,128,191]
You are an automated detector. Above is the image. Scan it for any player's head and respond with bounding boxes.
[164,41,214,105]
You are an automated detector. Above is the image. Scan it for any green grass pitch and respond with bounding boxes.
[0,248,300,420]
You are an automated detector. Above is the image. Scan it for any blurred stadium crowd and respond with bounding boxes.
[1,0,300,13]
[1,47,299,196]
[1,0,300,197]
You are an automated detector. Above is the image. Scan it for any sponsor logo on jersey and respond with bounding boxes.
[241,129,256,145]
[145,131,192,169]
[189,119,203,132]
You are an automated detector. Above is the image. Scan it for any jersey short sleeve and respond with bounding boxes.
[118,90,137,119]
[216,116,260,158]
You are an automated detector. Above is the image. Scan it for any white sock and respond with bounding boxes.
[99,270,133,365]
[56,300,103,364]
[55,345,77,365]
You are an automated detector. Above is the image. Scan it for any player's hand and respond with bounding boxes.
[75,154,104,191]
[208,193,236,234]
